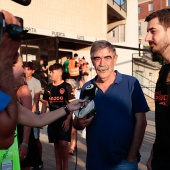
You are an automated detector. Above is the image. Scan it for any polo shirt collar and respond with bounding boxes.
[92,70,122,85]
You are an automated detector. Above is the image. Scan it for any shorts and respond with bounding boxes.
[47,119,72,143]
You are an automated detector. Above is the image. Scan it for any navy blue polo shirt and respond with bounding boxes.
[80,71,149,170]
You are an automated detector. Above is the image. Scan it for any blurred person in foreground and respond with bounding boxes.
[145,8,170,170]
[0,9,23,149]
[0,52,84,168]
[73,40,149,170]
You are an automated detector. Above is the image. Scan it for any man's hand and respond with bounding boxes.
[62,119,70,132]
[73,116,94,130]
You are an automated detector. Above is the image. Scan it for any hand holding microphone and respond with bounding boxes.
[74,83,97,118]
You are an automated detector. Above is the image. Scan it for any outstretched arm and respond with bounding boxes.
[18,99,85,127]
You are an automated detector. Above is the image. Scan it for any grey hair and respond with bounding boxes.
[90,40,116,58]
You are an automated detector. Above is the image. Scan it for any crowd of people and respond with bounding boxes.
[63,53,90,90]
[1,7,170,170]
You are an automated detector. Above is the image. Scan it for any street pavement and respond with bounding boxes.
[40,111,155,170]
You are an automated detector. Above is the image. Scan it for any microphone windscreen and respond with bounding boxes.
[12,0,31,6]
[83,83,97,101]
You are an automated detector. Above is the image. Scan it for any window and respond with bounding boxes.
[138,22,141,36]
[112,30,115,37]
[138,6,141,14]
[167,0,170,6]
[148,3,154,11]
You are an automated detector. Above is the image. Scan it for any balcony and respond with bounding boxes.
[107,0,127,32]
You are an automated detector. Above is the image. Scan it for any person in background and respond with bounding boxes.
[73,40,149,170]
[63,55,70,80]
[68,53,80,83]
[40,59,48,88]
[16,84,42,170]
[65,78,80,156]
[24,62,43,169]
[41,63,73,170]
[81,56,90,86]
[145,8,170,170]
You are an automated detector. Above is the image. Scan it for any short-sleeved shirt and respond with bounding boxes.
[80,71,150,169]
[63,60,69,73]
[153,64,170,164]
[43,82,72,126]
[0,90,11,111]
[27,77,42,106]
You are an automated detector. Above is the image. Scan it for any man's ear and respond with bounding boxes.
[32,70,35,74]
[114,55,118,64]
[167,27,170,40]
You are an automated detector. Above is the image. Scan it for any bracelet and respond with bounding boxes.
[63,105,70,115]
[21,142,28,147]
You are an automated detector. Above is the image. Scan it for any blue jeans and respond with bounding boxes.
[111,160,138,170]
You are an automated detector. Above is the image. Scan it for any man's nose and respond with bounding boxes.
[145,32,152,42]
[99,58,105,65]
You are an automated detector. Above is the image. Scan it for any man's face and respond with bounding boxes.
[145,18,170,55]
[24,67,34,79]
[13,56,25,85]
[50,69,62,81]
[91,47,117,81]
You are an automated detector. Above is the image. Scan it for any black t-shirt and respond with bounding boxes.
[43,82,72,126]
[153,63,170,162]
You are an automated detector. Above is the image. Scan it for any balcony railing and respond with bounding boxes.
[133,70,156,99]
[113,0,127,12]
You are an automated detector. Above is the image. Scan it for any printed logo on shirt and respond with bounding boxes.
[59,88,65,94]
[49,96,64,101]
[155,91,168,106]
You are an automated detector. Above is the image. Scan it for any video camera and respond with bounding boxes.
[0,12,28,43]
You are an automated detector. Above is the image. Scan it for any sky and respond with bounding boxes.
[114,0,125,5]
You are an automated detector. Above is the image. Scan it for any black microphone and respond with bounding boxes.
[11,0,31,6]
[79,83,97,110]
[83,83,97,101]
